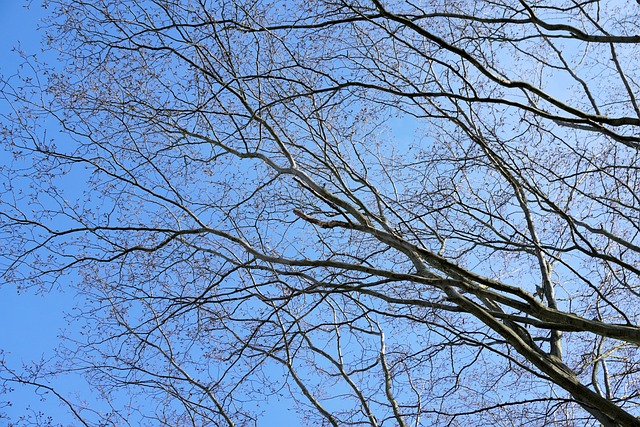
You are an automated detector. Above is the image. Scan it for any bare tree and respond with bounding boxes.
[2,0,640,425]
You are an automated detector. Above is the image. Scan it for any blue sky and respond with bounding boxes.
[0,3,300,425]
[0,3,78,424]
[0,0,63,375]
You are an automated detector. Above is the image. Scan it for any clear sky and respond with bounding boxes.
[0,0,54,382]
[0,3,299,425]
[0,3,79,424]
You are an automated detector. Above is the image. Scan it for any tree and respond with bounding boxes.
[2,0,640,425]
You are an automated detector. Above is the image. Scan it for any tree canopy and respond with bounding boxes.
[3,0,640,425]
